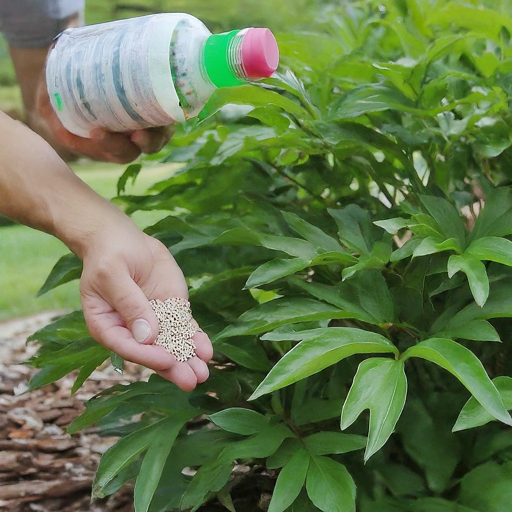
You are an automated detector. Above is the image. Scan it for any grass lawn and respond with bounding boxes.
[0,162,174,322]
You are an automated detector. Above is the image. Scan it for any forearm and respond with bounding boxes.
[0,111,133,258]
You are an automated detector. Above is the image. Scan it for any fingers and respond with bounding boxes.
[89,129,142,163]
[85,309,210,392]
[193,328,214,363]
[130,126,174,154]
[188,356,210,383]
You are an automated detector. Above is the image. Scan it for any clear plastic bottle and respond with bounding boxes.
[46,13,279,138]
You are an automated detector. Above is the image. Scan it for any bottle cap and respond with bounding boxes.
[203,28,279,88]
[241,28,279,79]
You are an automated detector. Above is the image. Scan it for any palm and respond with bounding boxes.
[80,234,212,391]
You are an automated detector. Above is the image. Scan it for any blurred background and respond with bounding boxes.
[0,0,325,321]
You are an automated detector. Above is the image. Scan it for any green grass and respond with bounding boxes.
[0,162,174,322]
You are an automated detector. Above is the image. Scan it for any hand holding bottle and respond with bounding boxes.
[37,69,173,163]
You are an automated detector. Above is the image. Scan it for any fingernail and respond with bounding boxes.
[132,319,151,343]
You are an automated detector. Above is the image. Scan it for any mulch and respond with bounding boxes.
[0,312,141,512]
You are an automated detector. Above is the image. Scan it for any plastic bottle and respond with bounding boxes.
[46,13,279,138]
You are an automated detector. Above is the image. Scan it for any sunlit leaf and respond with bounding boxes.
[251,329,397,400]
[403,338,512,427]
[340,358,407,461]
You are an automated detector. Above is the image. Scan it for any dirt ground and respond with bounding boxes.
[0,311,144,512]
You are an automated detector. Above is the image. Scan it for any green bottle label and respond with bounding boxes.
[54,92,64,111]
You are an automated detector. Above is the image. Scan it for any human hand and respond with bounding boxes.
[36,70,173,163]
[79,221,212,391]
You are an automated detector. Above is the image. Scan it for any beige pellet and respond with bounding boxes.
[149,297,197,362]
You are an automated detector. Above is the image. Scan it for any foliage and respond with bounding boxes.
[28,0,512,510]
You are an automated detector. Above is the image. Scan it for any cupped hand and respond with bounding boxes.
[79,223,212,391]
[36,70,173,163]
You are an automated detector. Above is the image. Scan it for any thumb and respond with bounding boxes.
[97,273,159,344]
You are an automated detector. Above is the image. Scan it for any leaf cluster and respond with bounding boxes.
[30,0,512,510]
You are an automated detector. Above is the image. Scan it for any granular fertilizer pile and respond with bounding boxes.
[149,297,197,362]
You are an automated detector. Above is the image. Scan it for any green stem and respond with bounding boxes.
[273,165,326,204]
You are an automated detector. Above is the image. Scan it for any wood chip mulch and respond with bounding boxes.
[0,311,149,512]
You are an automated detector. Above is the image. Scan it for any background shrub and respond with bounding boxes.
[29,0,512,510]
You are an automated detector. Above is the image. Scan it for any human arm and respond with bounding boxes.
[0,110,212,390]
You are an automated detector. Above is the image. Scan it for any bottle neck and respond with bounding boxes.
[202,30,249,88]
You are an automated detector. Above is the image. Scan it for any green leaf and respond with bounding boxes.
[328,84,417,119]
[199,84,308,121]
[304,432,366,456]
[376,463,426,498]
[268,450,310,512]
[328,205,381,255]
[214,337,271,372]
[209,408,269,435]
[413,237,460,257]
[341,242,391,280]
[71,351,110,395]
[216,486,236,512]
[428,3,512,38]
[291,398,345,426]
[309,252,357,266]
[180,460,233,510]
[420,195,466,245]
[412,498,479,512]
[291,269,395,324]
[28,339,109,392]
[110,352,124,374]
[277,32,345,74]
[374,218,409,234]
[117,163,142,195]
[134,417,183,512]
[37,253,82,296]
[391,238,422,262]
[448,253,489,307]
[396,395,461,493]
[467,237,512,267]
[434,319,500,342]
[446,279,512,328]
[282,212,345,253]
[220,424,293,461]
[215,298,362,340]
[267,439,302,470]
[340,358,407,461]
[245,258,311,289]
[460,461,512,512]
[306,456,356,512]
[470,189,512,241]
[403,338,512,427]
[286,282,372,325]
[454,377,512,431]
[27,310,88,343]
[94,421,156,497]
[251,328,398,400]
[212,228,317,259]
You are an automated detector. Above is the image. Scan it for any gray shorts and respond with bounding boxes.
[0,0,85,48]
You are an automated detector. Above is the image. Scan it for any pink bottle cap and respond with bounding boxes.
[241,28,279,79]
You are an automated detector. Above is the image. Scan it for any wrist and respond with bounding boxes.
[51,190,137,261]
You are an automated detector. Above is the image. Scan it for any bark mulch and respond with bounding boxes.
[0,312,142,512]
